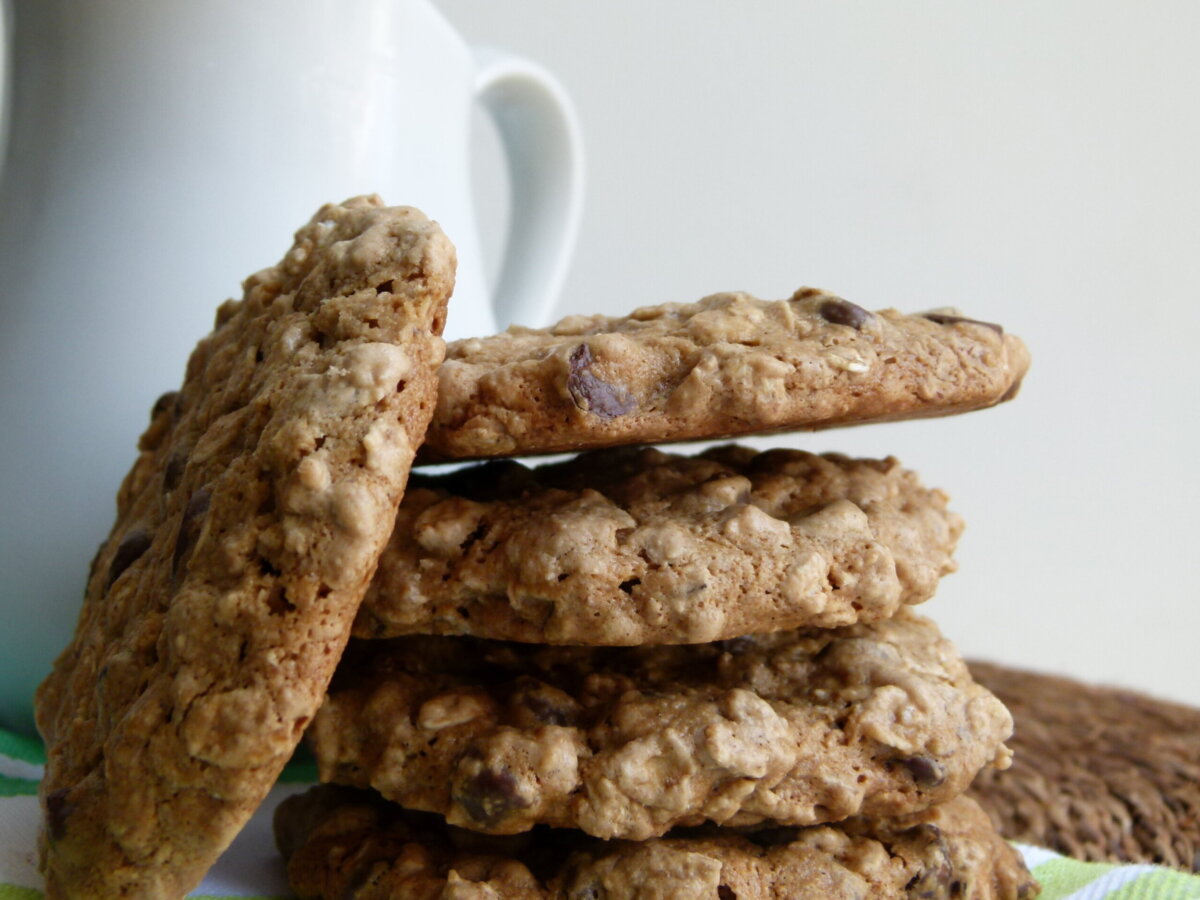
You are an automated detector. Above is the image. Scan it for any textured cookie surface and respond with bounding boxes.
[311,612,1012,840]
[420,288,1030,461]
[33,197,455,899]
[276,786,1038,900]
[967,661,1200,872]
[358,444,963,645]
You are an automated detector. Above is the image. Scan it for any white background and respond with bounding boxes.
[439,0,1200,705]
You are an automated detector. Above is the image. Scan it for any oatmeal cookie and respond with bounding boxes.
[275,786,1038,899]
[358,445,963,644]
[419,288,1030,462]
[311,612,1012,840]
[34,197,455,898]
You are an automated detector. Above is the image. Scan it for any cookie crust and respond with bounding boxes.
[358,445,963,645]
[34,197,455,898]
[275,787,1039,900]
[419,288,1031,462]
[311,612,1013,840]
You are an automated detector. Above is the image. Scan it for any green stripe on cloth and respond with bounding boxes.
[1033,857,1123,893]
[0,885,41,900]
[1030,856,1200,898]
[1105,869,1200,899]
[0,775,39,797]
[0,734,42,767]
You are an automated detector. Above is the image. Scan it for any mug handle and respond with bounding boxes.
[473,48,584,331]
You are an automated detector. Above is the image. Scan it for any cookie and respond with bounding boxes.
[310,611,1013,840]
[33,197,456,898]
[419,288,1030,462]
[275,786,1038,900]
[357,444,963,645]
[967,661,1200,872]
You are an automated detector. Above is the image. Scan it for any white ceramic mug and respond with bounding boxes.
[0,0,583,734]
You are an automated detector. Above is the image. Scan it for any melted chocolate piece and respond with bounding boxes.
[163,448,188,494]
[44,788,76,841]
[510,680,581,728]
[904,823,955,899]
[151,391,180,419]
[456,766,531,827]
[897,755,948,788]
[106,528,152,590]
[818,298,872,330]
[567,344,636,419]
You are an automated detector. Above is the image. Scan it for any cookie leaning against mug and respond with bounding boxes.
[310,611,1014,841]
[418,287,1030,462]
[34,196,455,899]
[274,786,1039,900]
[357,444,964,645]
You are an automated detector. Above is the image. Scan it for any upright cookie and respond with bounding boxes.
[310,611,1013,840]
[276,786,1039,900]
[420,288,1030,461]
[34,197,455,898]
[967,661,1200,871]
[358,445,963,645]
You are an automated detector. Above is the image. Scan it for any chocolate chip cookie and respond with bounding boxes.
[33,197,456,898]
[419,288,1030,462]
[967,661,1200,871]
[358,445,963,645]
[310,611,1013,840]
[276,786,1038,899]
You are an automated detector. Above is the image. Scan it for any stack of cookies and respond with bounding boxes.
[33,198,1036,899]
[276,262,1037,893]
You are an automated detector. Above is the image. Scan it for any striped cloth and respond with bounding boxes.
[2,729,1197,899]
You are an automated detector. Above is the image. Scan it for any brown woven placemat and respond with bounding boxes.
[967,661,1200,872]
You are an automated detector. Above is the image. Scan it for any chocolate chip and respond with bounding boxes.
[455,766,530,827]
[566,344,635,419]
[818,298,872,330]
[896,755,947,788]
[510,680,581,727]
[172,488,211,583]
[904,823,954,899]
[44,787,75,841]
[718,887,738,900]
[151,391,180,419]
[921,313,1003,334]
[163,448,188,493]
[106,528,152,590]
[905,863,953,897]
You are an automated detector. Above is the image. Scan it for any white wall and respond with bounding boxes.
[439,0,1200,705]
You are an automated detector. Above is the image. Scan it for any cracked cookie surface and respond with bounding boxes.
[419,288,1030,462]
[311,611,1013,840]
[358,444,963,645]
[276,786,1038,899]
[34,197,455,899]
